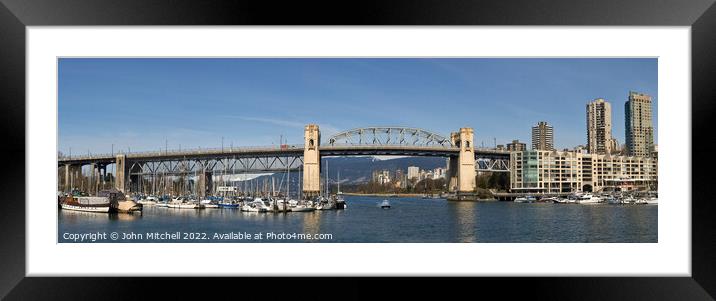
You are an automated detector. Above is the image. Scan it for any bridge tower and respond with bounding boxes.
[456,127,476,194]
[303,124,321,198]
[115,154,127,193]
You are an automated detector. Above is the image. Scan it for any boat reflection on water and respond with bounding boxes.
[60,209,142,222]
[447,201,477,243]
[302,212,321,240]
[59,209,112,224]
[109,212,142,222]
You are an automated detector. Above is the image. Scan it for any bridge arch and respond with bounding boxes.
[327,127,453,147]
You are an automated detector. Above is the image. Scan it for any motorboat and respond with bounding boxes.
[576,194,601,204]
[241,198,270,212]
[315,196,336,210]
[602,195,620,204]
[514,196,536,203]
[620,195,636,205]
[646,197,658,205]
[380,199,391,209]
[167,203,199,209]
[167,197,199,209]
[218,199,241,209]
[199,198,219,208]
[335,195,347,209]
[290,204,316,212]
[538,197,558,203]
[138,196,159,206]
[553,197,569,204]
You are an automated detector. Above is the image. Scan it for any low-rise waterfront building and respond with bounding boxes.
[509,150,657,193]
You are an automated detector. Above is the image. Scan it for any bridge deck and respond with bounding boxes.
[58,144,510,165]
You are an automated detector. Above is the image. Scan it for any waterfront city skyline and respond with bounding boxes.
[59,58,658,155]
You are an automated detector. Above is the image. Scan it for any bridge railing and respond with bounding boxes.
[323,142,458,148]
[58,153,116,160]
[58,144,508,161]
[58,144,305,161]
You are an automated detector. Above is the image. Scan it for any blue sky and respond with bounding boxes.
[58,58,657,154]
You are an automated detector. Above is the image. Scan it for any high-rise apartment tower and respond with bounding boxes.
[586,98,614,154]
[531,121,554,150]
[625,92,654,157]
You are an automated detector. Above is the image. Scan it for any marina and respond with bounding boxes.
[58,195,657,243]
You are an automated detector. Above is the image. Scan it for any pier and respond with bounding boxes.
[491,192,573,201]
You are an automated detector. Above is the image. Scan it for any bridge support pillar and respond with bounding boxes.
[197,171,212,198]
[302,124,321,199]
[456,128,476,194]
[63,164,70,192]
[99,164,107,190]
[88,163,97,195]
[115,154,127,193]
[63,164,81,192]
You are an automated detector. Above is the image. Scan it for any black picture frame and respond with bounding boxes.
[1,0,715,299]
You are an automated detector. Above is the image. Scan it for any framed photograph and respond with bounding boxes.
[2,0,715,299]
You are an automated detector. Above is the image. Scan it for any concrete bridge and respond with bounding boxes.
[58,125,510,198]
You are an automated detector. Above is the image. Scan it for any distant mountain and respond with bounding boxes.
[223,156,447,194]
[320,156,447,184]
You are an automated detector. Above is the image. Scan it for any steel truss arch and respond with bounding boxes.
[327,127,453,147]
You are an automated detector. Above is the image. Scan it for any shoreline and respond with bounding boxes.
[341,192,439,197]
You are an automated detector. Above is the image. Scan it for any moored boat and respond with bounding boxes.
[219,202,241,209]
[290,205,316,212]
[514,196,536,203]
[167,202,199,209]
[102,190,143,213]
[167,197,199,209]
[576,193,601,204]
[60,195,111,213]
[200,199,220,208]
[335,195,347,209]
[539,197,558,203]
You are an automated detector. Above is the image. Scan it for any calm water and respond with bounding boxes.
[58,196,657,243]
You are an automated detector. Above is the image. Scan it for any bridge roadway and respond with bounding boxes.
[57,144,510,166]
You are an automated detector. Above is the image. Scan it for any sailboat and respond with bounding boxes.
[315,159,336,210]
[288,162,315,212]
[335,170,347,209]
